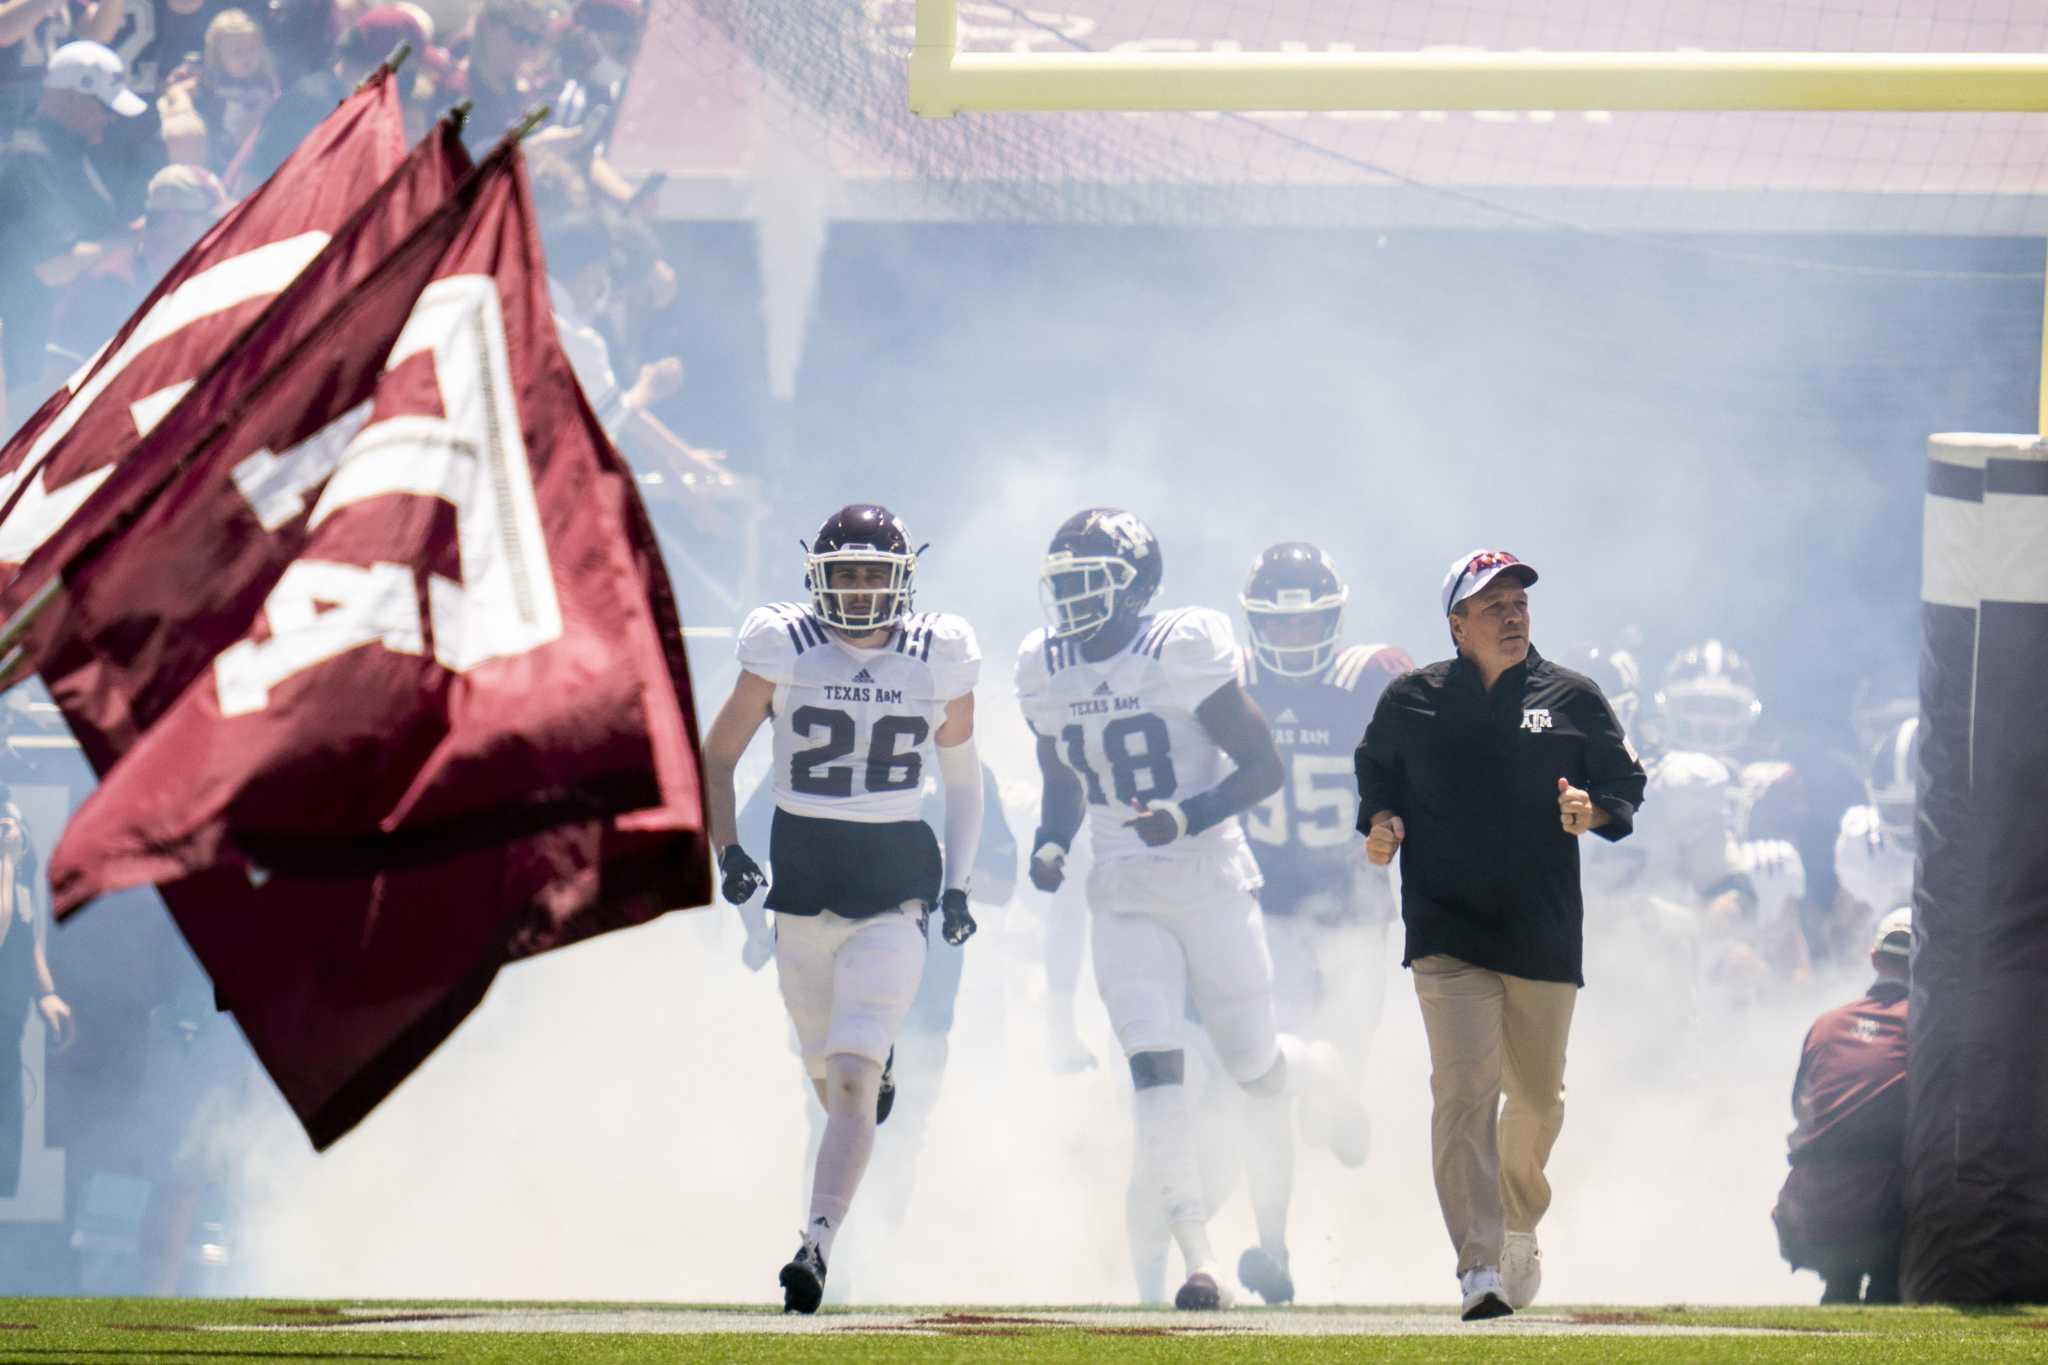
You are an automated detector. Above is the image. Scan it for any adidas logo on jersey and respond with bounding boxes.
[851,668,876,684]
[1094,682,1113,697]
[1275,708,1299,725]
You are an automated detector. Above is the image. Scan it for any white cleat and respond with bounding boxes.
[1459,1266,1513,1322]
[1502,1231,1542,1309]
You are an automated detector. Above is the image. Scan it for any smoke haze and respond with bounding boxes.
[43,199,2029,1308]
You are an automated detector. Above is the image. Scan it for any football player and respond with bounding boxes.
[701,503,983,1314]
[1645,641,1808,985]
[1016,508,1338,1311]
[1833,715,1918,958]
[1232,542,1412,1303]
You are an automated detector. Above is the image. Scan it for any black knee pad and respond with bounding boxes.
[1240,1052,1288,1099]
[1128,1049,1186,1090]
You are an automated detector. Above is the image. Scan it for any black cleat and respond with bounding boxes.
[876,1047,896,1125]
[1174,1270,1224,1311]
[1238,1246,1295,1305]
[780,1236,827,1314]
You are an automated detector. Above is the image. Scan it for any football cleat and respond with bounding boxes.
[779,1234,827,1314]
[1174,1268,1233,1311]
[1238,1246,1295,1305]
[876,1046,896,1125]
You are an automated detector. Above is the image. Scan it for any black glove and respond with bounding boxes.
[719,844,767,905]
[939,888,977,946]
[1028,834,1068,894]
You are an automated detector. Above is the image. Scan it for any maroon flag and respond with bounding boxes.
[0,73,410,593]
[36,146,708,1146]
[17,118,474,770]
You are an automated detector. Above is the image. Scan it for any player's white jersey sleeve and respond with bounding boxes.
[1835,803,1914,916]
[1145,607,1241,713]
[735,602,810,685]
[912,611,982,702]
[1729,837,1805,931]
[1015,628,1057,736]
[1642,750,1736,894]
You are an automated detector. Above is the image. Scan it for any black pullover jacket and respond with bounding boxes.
[1355,645,1647,985]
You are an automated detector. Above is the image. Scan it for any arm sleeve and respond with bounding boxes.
[925,613,982,702]
[936,735,984,893]
[1354,684,1407,831]
[1579,682,1649,842]
[734,605,800,685]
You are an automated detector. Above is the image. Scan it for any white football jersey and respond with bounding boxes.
[1835,803,1914,919]
[737,603,980,824]
[1016,607,1258,880]
[1641,749,1739,895]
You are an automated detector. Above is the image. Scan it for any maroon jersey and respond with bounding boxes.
[1774,977,1908,1251]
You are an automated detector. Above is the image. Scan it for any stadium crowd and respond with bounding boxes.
[0,0,732,510]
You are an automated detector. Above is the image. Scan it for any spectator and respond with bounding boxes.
[224,0,330,189]
[0,40,143,407]
[0,0,127,131]
[335,4,426,137]
[447,0,546,154]
[157,7,274,170]
[551,0,634,135]
[1772,907,1912,1305]
[544,209,729,518]
[0,801,76,1200]
[50,161,226,363]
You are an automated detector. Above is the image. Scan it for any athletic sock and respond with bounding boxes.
[1242,1088,1296,1258]
[1132,1082,1213,1275]
[807,1058,882,1263]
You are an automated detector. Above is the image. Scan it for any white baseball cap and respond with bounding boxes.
[44,42,147,118]
[1873,905,1913,957]
[1441,547,1538,615]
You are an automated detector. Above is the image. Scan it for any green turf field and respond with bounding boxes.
[0,1299,2045,1363]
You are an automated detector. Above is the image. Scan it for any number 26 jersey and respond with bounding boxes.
[1015,607,1258,877]
[737,603,981,824]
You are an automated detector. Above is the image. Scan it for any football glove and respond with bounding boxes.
[1029,837,1067,893]
[939,888,977,946]
[719,844,767,905]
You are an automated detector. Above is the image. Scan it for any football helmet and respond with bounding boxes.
[1653,639,1762,755]
[804,503,917,633]
[1575,642,1642,739]
[1241,542,1348,677]
[1039,507,1162,641]
[1851,667,1918,759]
[1866,714,1920,841]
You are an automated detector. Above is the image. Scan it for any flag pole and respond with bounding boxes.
[0,578,57,688]
[359,42,412,91]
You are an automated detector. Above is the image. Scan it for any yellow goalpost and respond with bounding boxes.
[904,0,2048,431]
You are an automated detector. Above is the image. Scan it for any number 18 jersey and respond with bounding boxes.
[737,603,981,823]
[1015,607,1256,875]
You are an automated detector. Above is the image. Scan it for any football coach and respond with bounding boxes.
[1354,549,1646,1322]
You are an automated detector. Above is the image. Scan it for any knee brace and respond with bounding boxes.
[1128,1049,1186,1090]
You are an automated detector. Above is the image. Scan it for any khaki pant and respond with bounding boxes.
[1412,954,1578,1274]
